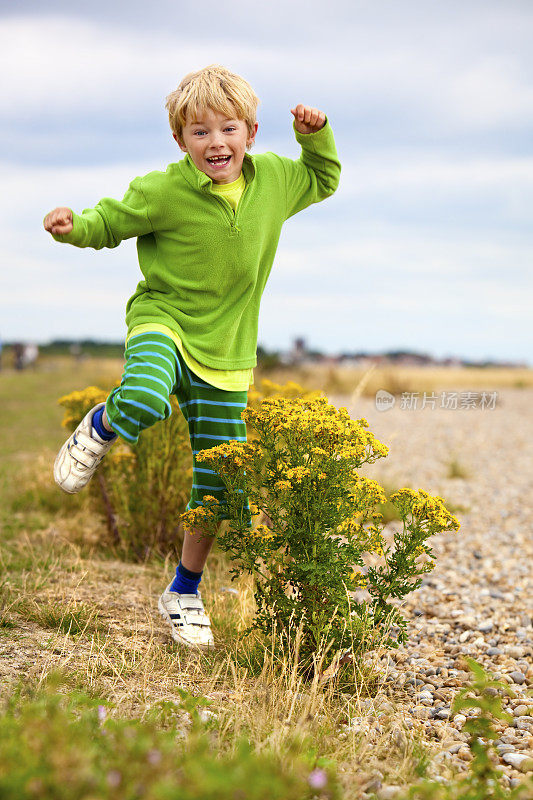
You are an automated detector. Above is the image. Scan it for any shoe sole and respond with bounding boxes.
[157,595,214,651]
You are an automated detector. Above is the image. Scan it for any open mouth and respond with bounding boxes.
[206,155,231,167]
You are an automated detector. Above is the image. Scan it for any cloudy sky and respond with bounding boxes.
[1,0,532,363]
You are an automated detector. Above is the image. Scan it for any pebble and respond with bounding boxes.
[506,646,525,658]
[377,787,401,799]
[501,753,533,772]
[496,744,516,754]
[448,743,465,754]
[509,671,527,685]
[339,388,533,784]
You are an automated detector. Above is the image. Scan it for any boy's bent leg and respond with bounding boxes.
[105,332,179,443]
[54,332,179,494]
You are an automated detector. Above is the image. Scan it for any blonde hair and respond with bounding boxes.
[165,64,260,150]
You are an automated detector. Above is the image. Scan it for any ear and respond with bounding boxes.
[173,132,188,153]
[247,121,259,148]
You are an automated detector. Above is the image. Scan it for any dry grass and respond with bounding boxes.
[255,363,533,398]
[1,515,432,796]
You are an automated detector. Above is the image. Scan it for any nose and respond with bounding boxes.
[208,130,225,149]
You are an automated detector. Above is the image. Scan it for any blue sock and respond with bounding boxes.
[169,561,203,594]
[92,406,117,441]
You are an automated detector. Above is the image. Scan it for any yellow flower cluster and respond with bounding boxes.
[196,440,246,468]
[390,488,461,533]
[285,466,311,484]
[350,477,387,507]
[252,523,275,541]
[336,515,385,555]
[242,396,388,465]
[180,501,219,534]
[350,568,368,588]
[58,386,109,430]
[364,524,385,556]
[274,480,292,491]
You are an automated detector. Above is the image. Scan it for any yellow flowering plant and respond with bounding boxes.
[181,396,461,674]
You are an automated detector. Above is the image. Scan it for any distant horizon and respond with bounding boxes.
[1,337,530,368]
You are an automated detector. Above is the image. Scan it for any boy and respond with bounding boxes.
[44,64,341,650]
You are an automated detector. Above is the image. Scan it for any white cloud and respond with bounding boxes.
[1,8,533,133]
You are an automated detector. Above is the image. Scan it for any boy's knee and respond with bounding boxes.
[111,385,171,427]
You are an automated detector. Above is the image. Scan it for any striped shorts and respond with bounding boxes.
[104,331,249,520]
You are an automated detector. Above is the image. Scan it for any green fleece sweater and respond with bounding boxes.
[50,119,341,369]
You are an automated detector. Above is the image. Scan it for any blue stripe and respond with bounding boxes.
[123,360,176,384]
[126,338,176,357]
[187,416,246,425]
[194,434,247,441]
[110,393,150,430]
[108,420,137,442]
[123,370,173,393]
[121,397,165,420]
[194,467,218,475]
[124,385,172,413]
[180,398,247,409]
[122,349,176,373]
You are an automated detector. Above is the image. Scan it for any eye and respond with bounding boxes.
[224,126,236,132]
[194,131,207,136]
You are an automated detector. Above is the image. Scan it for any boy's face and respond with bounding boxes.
[174,107,258,184]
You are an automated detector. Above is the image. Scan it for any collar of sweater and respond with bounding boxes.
[181,151,256,191]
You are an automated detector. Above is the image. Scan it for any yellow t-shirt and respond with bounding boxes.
[210,170,246,212]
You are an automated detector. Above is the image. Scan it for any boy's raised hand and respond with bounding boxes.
[290,104,326,134]
[44,207,73,235]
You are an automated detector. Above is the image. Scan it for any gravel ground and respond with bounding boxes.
[334,386,533,793]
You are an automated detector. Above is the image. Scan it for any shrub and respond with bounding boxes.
[180,396,460,676]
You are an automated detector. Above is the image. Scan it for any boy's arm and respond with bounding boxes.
[278,105,341,220]
[43,176,153,250]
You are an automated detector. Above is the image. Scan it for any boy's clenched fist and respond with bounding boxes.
[290,104,326,134]
[44,207,73,235]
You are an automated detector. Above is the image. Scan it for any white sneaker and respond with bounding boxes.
[158,583,215,650]
[54,402,116,494]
